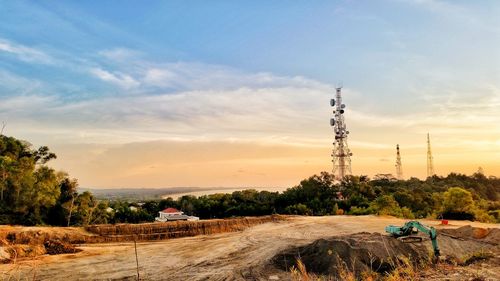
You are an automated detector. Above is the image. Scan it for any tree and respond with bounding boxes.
[0,156,13,201]
[33,146,57,165]
[371,195,402,217]
[285,203,311,215]
[442,187,474,213]
[29,166,60,223]
[47,174,79,226]
[441,187,475,220]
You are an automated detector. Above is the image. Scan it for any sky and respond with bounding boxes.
[0,0,499,188]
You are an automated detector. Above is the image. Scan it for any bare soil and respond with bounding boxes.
[0,216,498,281]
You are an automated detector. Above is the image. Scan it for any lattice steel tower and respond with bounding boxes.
[395,144,403,180]
[330,87,352,180]
[426,133,435,178]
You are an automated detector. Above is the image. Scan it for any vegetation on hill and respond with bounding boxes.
[1,135,499,226]
[157,172,499,223]
[0,135,109,225]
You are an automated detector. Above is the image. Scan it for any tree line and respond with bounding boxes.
[1,135,498,226]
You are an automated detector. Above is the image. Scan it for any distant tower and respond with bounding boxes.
[426,133,435,178]
[330,87,352,180]
[395,144,403,180]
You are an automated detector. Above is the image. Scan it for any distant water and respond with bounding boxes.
[163,186,287,199]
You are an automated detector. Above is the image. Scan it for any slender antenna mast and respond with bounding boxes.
[330,86,352,181]
[426,133,435,178]
[395,144,403,180]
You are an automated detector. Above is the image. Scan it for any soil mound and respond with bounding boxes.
[440,226,500,245]
[273,232,430,279]
[44,239,81,255]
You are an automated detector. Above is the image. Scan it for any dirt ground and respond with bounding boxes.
[0,215,498,281]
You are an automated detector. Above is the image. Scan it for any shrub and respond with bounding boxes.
[285,203,311,215]
[401,207,415,219]
[348,206,375,215]
[371,195,403,217]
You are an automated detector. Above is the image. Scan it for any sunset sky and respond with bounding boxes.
[1,1,499,188]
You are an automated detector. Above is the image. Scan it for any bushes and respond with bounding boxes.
[438,187,495,222]
[3,133,498,226]
[371,195,403,217]
[285,203,312,215]
[348,206,375,215]
[127,174,497,223]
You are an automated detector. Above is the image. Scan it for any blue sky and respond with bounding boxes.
[0,0,499,187]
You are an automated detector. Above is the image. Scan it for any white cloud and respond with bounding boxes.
[0,95,57,111]
[1,47,498,153]
[0,38,54,64]
[143,68,179,88]
[98,48,142,61]
[90,67,140,89]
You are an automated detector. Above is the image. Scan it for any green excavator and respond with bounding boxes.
[385,220,440,258]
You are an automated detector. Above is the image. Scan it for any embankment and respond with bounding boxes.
[0,215,284,246]
[84,215,285,243]
[0,215,284,262]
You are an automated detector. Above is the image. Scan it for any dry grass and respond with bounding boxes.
[290,259,325,281]
[0,228,87,245]
[0,244,41,281]
[289,255,430,281]
[460,251,494,266]
[383,256,419,281]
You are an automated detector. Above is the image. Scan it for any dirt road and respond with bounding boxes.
[1,216,498,280]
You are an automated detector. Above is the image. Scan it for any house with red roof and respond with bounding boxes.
[155,207,199,222]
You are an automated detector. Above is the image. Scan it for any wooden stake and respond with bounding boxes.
[134,236,140,281]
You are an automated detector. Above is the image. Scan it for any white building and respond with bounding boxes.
[155,208,199,222]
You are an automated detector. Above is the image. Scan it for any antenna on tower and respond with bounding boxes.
[330,86,352,182]
[427,133,435,178]
[395,144,403,180]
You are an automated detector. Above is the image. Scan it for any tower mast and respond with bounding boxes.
[330,87,352,180]
[426,133,435,178]
[395,144,403,180]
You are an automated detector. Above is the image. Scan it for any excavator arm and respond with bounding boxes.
[385,220,440,257]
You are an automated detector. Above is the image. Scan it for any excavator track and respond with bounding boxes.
[398,236,423,243]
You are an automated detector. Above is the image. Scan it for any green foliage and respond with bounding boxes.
[371,195,403,217]
[401,207,415,219]
[332,203,339,215]
[348,206,375,215]
[0,135,110,226]
[2,135,499,226]
[125,172,497,224]
[285,203,311,215]
[442,187,474,213]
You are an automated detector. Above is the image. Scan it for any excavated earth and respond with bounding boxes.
[273,227,500,280]
[0,215,498,281]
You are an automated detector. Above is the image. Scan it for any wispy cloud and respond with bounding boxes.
[98,48,143,61]
[0,38,55,64]
[1,44,498,150]
[90,67,140,89]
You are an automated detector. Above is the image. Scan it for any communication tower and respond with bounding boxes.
[330,87,352,180]
[426,133,435,178]
[395,144,403,180]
